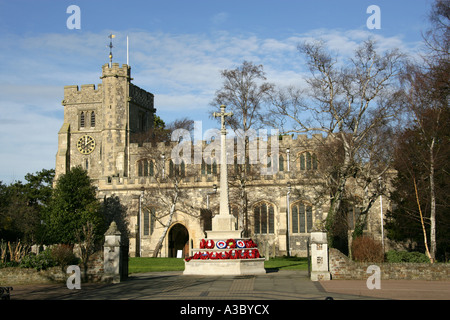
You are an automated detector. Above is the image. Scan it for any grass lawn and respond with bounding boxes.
[128,256,309,274]
[264,256,309,271]
[129,257,185,273]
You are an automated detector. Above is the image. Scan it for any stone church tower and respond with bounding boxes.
[56,63,155,182]
[55,63,390,259]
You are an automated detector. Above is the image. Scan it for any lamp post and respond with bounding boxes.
[286,147,290,172]
[138,187,145,257]
[378,177,385,252]
[286,182,292,257]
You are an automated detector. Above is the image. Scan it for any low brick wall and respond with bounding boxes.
[0,267,66,285]
[329,248,450,281]
[0,251,105,286]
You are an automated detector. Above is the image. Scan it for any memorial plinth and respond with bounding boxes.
[183,238,266,276]
[183,105,265,276]
[184,254,266,275]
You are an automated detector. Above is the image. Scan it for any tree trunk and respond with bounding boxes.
[413,177,433,262]
[429,137,436,263]
[326,172,347,245]
[152,189,179,257]
[325,149,351,244]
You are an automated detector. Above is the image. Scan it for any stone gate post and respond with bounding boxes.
[103,221,123,283]
[310,231,331,281]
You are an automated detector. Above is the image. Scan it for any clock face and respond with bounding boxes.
[77,135,96,154]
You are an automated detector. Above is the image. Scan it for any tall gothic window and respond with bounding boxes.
[299,152,318,171]
[201,157,217,175]
[169,160,185,178]
[253,202,275,234]
[291,202,313,233]
[90,111,95,127]
[138,111,146,132]
[137,159,154,177]
[347,202,367,231]
[279,154,284,172]
[143,207,156,236]
[80,112,85,128]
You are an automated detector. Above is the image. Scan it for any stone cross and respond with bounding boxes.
[213,105,233,217]
[213,104,233,133]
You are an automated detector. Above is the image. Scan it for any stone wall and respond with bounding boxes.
[0,251,105,286]
[329,248,450,281]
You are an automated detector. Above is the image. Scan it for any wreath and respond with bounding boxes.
[192,252,201,260]
[200,252,210,260]
[247,249,260,259]
[226,239,236,249]
[236,240,246,248]
[229,250,240,259]
[216,240,227,249]
[205,239,215,249]
[219,251,229,259]
[209,252,219,260]
[200,239,207,249]
[245,239,257,248]
[239,250,248,259]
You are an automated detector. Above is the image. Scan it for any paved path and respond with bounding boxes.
[7,270,450,301]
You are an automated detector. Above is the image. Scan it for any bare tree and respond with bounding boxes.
[137,118,200,257]
[210,61,274,236]
[268,39,405,245]
[393,1,449,262]
[75,221,96,281]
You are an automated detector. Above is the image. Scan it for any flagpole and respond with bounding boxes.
[127,35,129,66]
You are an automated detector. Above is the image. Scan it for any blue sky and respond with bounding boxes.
[0,0,434,183]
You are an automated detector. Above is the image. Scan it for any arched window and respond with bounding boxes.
[169,160,174,177]
[346,199,367,231]
[90,111,95,127]
[291,202,313,233]
[180,160,185,177]
[201,157,217,175]
[253,202,275,234]
[279,154,284,172]
[233,156,251,175]
[137,159,154,177]
[143,207,156,236]
[80,112,85,128]
[299,152,318,171]
[169,159,185,178]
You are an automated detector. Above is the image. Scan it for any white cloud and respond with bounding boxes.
[211,12,229,26]
[0,27,423,182]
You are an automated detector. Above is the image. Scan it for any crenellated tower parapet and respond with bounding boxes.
[100,63,131,80]
[55,63,156,182]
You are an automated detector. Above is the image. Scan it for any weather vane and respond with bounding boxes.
[108,33,115,67]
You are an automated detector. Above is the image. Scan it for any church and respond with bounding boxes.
[55,62,389,258]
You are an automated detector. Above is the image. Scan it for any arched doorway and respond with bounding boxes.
[168,223,189,258]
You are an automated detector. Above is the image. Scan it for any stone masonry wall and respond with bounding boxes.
[0,251,105,286]
[329,248,450,281]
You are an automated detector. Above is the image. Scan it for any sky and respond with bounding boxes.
[0,0,435,183]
